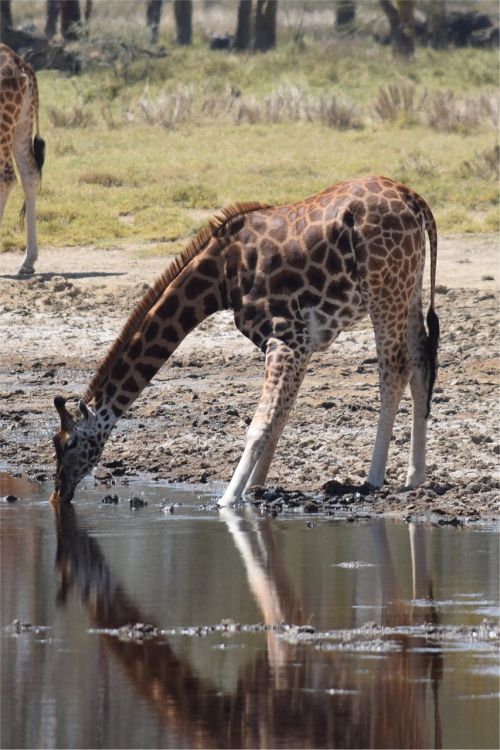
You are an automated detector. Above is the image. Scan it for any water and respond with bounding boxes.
[1,474,499,749]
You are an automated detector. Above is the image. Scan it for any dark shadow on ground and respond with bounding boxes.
[0,271,126,281]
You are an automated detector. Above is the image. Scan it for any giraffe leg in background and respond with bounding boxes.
[13,112,40,275]
[0,45,44,276]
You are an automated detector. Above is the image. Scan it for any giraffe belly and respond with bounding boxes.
[301,287,367,351]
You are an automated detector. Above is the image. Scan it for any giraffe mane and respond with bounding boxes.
[83,201,269,404]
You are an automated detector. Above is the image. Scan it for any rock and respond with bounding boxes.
[101,494,119,504]
[129,496,147,509]
[303,500,320,513]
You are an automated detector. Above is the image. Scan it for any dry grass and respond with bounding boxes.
[373,85,419,124]
[373,85,498,132]
[134,86,194,128]
[425,91,499,132]
[125,83,362,130]
[48,82,497,135]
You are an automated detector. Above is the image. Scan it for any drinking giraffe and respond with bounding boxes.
[51,175,439,506]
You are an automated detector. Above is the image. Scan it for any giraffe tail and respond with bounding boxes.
[32,70,45,176]
[424,206,440,418]
[33,133,45,174]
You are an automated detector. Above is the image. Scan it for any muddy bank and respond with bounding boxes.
[0,236,498,520]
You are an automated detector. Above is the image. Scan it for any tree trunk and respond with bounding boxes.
[84,0,92,23]
[336,0,355,27]
[45,0,59,38]
[428,0,447,49]
[235,0,252,51]
[173,0,192,46]
[146,0,163,44]
[380,0,415,57]
[0,0,12,28]
[60,0,82,40]
[254,0,277,52]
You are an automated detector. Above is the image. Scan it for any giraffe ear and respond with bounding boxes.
[54,396,75,432]
[79,400,95,422]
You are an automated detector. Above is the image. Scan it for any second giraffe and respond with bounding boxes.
[51,175,440,507]
[0,44,45,275]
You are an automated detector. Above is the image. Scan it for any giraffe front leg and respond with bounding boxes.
[219,337,310,507]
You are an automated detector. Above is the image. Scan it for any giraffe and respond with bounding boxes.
[50,175,440,506]
[0,43,45,275]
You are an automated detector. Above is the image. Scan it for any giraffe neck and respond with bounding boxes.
[88,253,226,425]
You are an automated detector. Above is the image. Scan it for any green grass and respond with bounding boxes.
[1,33,498,255]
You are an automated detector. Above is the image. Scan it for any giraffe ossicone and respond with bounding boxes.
[0,43,45,275]
[51,175,440,507]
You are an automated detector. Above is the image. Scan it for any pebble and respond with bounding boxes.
[101,494,119,504]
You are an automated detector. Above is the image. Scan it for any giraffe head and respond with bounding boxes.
[51,396,105,503]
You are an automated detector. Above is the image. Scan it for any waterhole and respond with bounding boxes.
[1,474,498,749]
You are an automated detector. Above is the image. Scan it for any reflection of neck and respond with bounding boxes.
[54,503,146,627]
[53,503,235,747]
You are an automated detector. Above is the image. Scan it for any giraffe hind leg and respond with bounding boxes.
[405,301,437,488]
[13,114,41,275]
[219,337,311,507]
[366,320,411,489]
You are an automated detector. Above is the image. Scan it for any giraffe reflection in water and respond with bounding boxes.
[53,503,442,749]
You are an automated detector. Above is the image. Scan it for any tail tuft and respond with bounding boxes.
[19,136,45,226]
[33,135,45,174]
[425,305,440,418]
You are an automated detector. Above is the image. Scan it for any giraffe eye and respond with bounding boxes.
[65,436,79,452]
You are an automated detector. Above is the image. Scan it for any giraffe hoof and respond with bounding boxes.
[17,267,35,276]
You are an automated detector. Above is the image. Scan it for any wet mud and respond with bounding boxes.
[0,236,498,520]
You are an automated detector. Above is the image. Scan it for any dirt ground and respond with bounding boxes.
[0,234,498,521]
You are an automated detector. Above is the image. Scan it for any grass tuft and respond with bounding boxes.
[425,92,499,133]
[170,185,219,209]
[47,103,96,129]
[459,145,499,181]
[78,171,125,187]
[373,85,418,125]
